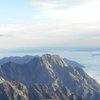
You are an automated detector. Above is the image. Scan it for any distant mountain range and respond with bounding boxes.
[0,54,100,100]
[0,55,34,65]
[0,55,85,68]
[92,54,100,56]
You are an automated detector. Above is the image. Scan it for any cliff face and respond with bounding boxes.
[0,54,100,100]
[0,77,28,100]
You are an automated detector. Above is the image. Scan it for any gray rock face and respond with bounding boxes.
[28,84,82,100]
[0,77,28,100]
[0,78,81,100]
[0,54,100,100]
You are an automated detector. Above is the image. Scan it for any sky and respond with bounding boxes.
[0,0,100,52]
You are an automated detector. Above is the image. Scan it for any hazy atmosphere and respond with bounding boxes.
[0,0,100,49]
[0,0,100,99]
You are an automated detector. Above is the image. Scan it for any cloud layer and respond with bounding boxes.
[0,0,100,49]
[0,22,99,48]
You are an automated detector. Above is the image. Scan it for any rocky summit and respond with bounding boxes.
[0,54,100,100]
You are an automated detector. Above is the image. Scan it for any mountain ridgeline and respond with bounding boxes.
[0,54,100,100]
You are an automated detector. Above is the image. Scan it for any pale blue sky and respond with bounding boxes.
[0,0,100,52]
[0,0,34,23]
[0,0,89,23]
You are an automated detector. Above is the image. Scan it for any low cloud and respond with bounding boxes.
[0,34,13,37]
[30,0,90,10]
[30,0,100,24]
[31,1,60,10]
[0,23,99,48]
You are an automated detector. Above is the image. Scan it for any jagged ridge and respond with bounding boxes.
[0,54,100,100]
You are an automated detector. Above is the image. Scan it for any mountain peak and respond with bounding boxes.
[0,54,100,99]
[42,54,68,68]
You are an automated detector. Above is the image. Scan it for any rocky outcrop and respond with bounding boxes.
[0,54,100,100]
